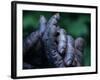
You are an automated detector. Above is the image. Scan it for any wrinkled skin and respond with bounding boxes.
[73,37,85,66]
[23,13,85,69]
[23,15,47,55]
[42,13,65,67]
[57,28,67,56]
[64,35,75,66]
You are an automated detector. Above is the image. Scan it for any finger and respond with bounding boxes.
[23,31,40,55]
[74,37,85,66]
[47,13,60,27]
[43,13,60,41]
[67,35,74,46]
[40,15,47,24]
[75,37,85,52]
[74,49,83,66]
[39,15,47,36]
[57,28,67,56]
[64,35,75,66]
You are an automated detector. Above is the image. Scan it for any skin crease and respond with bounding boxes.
[23,13,85,68]
[23,31,40,55]
[57,28,67,56]
[73,49,83,66]
[42,13,65,67]
[73,37,85,66]
[47,13,60,26]
[23,15,47,55]
[64,35,75,66]
[39,15,47,36]
[42,13,60,41]
[75,37,85,52]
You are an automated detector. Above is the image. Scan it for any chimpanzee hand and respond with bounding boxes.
[42,13,85,67]
[23,13,85,68]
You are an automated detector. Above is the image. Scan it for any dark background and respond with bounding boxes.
[23,10,91,67]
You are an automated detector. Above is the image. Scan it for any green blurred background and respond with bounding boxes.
[23,10,91,66]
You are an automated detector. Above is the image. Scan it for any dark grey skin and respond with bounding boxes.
[42,13,65,67]
[47,13,60,27]
[23,15,47,55]
[64,35,75,66]
[73,37,85,66]
[75,37,85,52]
[23,13,85,68]
[57,28,67,56]
[39,15,47,36]
[23,31,40,55]
[73,49,83,66]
